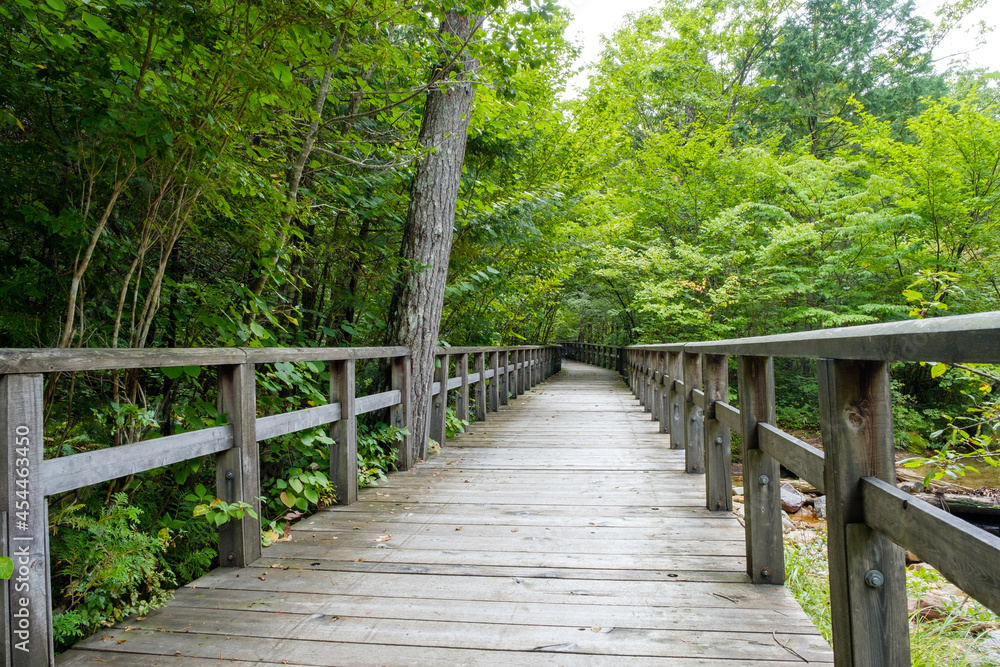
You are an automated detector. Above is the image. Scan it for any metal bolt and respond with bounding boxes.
[227,552,235,562]
[760,567,771,578]
[865,570,885,589]
[715,436,723,445]
[225,471,234,480]
[758,474,769,486]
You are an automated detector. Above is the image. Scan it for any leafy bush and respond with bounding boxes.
[50,494,175,651]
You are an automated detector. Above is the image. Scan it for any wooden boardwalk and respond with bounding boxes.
[61,361,833,666]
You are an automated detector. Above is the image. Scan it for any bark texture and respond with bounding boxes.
[385,11,480,461]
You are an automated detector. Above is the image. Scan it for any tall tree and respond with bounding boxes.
[385,9,482,460]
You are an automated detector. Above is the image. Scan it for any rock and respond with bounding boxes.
[782,510,796,534]
[905,550,921,565]
[787,479,821,494]
[787,529,818,545]
[733,494,744,503]
[813,496,827,519]
[732,501,745,526]
[732,486,743,496]
[781,483,804,513]
[898,481,922,493]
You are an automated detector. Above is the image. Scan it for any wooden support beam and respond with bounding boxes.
[703,354,731,512]
[2,373,52,667]
[659,352,670,435]
[818,359,908,666]
[217,363,261,566]
[737,355,782,585]
[431,354,449,446]
[668,352,684,450]
[499,351,509,405]
[683,352,704,474]
[330,359,357,505]
[473,353,486,422]
[456,354,470,424]
[391,355,412,471]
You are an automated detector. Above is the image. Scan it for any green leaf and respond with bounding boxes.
[271,64,292,83]
[289,477,304,493]
[930,363,948,379]
[303,487,319,504]
[182,365,201,378]
[162,366,185,379]
[81,12,113,34]
[44,0,66,11]
[0,556,13,580]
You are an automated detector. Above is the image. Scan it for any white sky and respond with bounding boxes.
[563,0,1000,95]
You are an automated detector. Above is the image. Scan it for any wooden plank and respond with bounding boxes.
[330,359,357,506]
[862,477,1000,616]
[256,403,341,442]
[356,390,401,416]
[668,353,683,450]
[488,351,499,412]
[845,523,910,665]
[691,389,706,409]
[683,352,703,475]
[41,425,232,496]
[473,353,486,422]
[715,401,741,433]
[702,354,731,513]
[391,355,412,471]
[818,359,908,666]
[1,511,7,667]
[680,311,1000,363]
[457,354,470,423]
[500,351,509,405]
[446,376,463,391]
[758,423,825,493]
[736,356,782,585]
[431,354,448,445]
[0,347,245,373]
[1,374,51,667]
[244,347,410,364]
[216,363,261,567]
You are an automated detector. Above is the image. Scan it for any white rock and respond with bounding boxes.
[813,495,827,519]
[781,482,804,513]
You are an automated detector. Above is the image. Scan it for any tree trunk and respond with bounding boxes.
[385,10,480,461]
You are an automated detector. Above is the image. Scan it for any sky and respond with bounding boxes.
[562,0,1000,95]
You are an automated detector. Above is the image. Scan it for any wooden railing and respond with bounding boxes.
[564,312,1000,666]
[559,342,623,374]
[0,344,560,666]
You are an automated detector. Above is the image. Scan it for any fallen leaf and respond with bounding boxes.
[511,528,519,533]
[376,534,391,542]
[591,625,601,633]
[455,526,463,531]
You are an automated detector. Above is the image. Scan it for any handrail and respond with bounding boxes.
[0,343,562,664]
[564,311,1000,666]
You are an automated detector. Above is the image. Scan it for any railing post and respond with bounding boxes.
[2,373,53,667]
[473,352,486,422]
[668,352,684,450]
[703,354,732,512]
[456,353,470,424]
[500,350,509,405]
[651,353,661,423]
[391,354,412,470]
[330,358,358,505]
[430,353,449,446]
[659,352,670,435]
[737,355,782,584]
[818,359,909,666]
[217,362,261,566]
[516,349,525,395]
[683,351,704,474]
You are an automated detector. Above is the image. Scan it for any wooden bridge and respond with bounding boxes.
[3,312,1000,666]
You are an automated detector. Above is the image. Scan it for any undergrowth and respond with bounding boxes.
[784,531,999,666]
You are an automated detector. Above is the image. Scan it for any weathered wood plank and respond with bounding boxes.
[702,354,731,512]
[330,359,357,506]
[818,359,908,666]
[256,403,341,442]
[862,477,1000,616]
[217,363,261,567]
[683,352,703,474]
[758,423,825,493]
[736,356,782,585]
[2,374,51,666]
[42,426,232,496]
[390,355,411,470]
[355,390,401,416]
[714,401,741,433]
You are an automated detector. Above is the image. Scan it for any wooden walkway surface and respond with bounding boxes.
[61,361,834,666]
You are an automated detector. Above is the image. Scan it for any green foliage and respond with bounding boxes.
[357,423,408,488]
[50,494,174,650]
